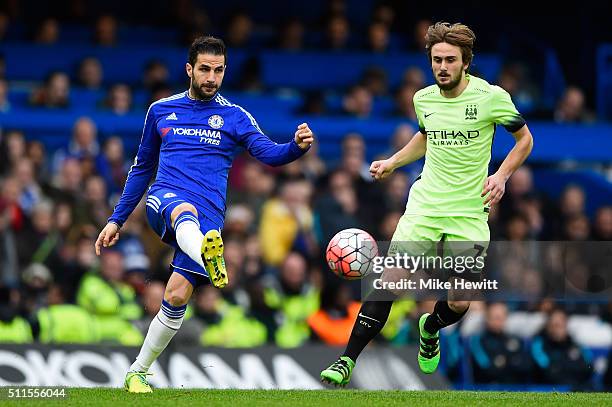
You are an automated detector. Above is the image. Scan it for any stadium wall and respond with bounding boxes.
[2,109,611,163]
[0,345,449,390]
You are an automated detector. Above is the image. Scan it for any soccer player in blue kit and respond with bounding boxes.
[94,36,314,393]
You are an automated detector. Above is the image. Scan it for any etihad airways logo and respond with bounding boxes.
[426,129,480,146]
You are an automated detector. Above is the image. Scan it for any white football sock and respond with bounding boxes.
[174,213,205,268]
[130,302,186,373]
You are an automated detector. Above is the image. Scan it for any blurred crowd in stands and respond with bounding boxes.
[1,116,611,388]
[0,0,600,122]
[0,0,610,391]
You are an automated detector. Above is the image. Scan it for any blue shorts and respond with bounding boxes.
[145,185,221,287]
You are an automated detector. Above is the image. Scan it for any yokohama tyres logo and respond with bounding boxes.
[172,128,221,138]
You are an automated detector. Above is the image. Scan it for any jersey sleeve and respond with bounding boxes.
[108,105,161,227]
[490,86,526,133]
[235,106,307,167]
[413,94,426,134]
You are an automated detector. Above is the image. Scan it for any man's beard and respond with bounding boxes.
[190,80,217,101]
[434,72,462,91]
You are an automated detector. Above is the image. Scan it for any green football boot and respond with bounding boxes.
[320,356,355,386]
[201,229,228,289]
[418,313,441,374]
[124,371,153,393]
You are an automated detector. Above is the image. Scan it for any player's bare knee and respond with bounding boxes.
[382,267,410,284]
[170,203,198,227]
[448,300,470,313]
[164,286,190,307]
[381,267,411,296]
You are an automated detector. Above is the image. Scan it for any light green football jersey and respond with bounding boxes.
[406,75,525,219]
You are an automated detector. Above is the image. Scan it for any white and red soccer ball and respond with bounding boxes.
[326,228,379,280]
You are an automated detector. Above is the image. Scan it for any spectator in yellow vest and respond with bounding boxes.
[0,285,32,343]
[263,252,320,347]
[76,249,143,344]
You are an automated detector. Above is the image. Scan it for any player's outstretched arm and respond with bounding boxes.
[99,107,161,254]
[482,124,533,205]
[241,117,314,166]
[370,130,426,180]
[95,222,120,255]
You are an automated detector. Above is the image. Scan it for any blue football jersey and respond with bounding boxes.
[109,91,307,227]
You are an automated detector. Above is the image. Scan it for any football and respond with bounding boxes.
[326,228,379,280]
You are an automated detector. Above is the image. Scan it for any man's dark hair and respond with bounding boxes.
[425,22,476,72]
[188,36,227,66]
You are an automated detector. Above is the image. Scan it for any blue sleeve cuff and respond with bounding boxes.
[107,219,123,228]
[290,139,310,156]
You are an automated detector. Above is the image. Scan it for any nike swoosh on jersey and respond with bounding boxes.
[424,112,436,118]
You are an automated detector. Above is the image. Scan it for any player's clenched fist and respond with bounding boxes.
[294,122,314,149]
[95,222,121,255]
[370,159,395,180]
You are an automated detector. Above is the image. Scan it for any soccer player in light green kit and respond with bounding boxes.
[321,22,533,385]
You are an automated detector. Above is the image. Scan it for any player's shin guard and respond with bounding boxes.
[342,291,395,362]
[174,212,205,268]
[129,300,186,373]
[423,300,469,336]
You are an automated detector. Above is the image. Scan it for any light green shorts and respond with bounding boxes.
[388,214,490,264]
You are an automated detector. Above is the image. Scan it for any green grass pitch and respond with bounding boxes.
[4,389,612,406]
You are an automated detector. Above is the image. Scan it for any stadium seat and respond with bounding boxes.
[222,92,303,116]
[0,44,251,87]
[568,315,612,348]
[259,51,502,90]
[505,312,546,339]
[596,44,612,120]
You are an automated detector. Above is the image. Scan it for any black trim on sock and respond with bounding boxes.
[156,315,179,331]
[342,299,392,362]
[423,301,469,335]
